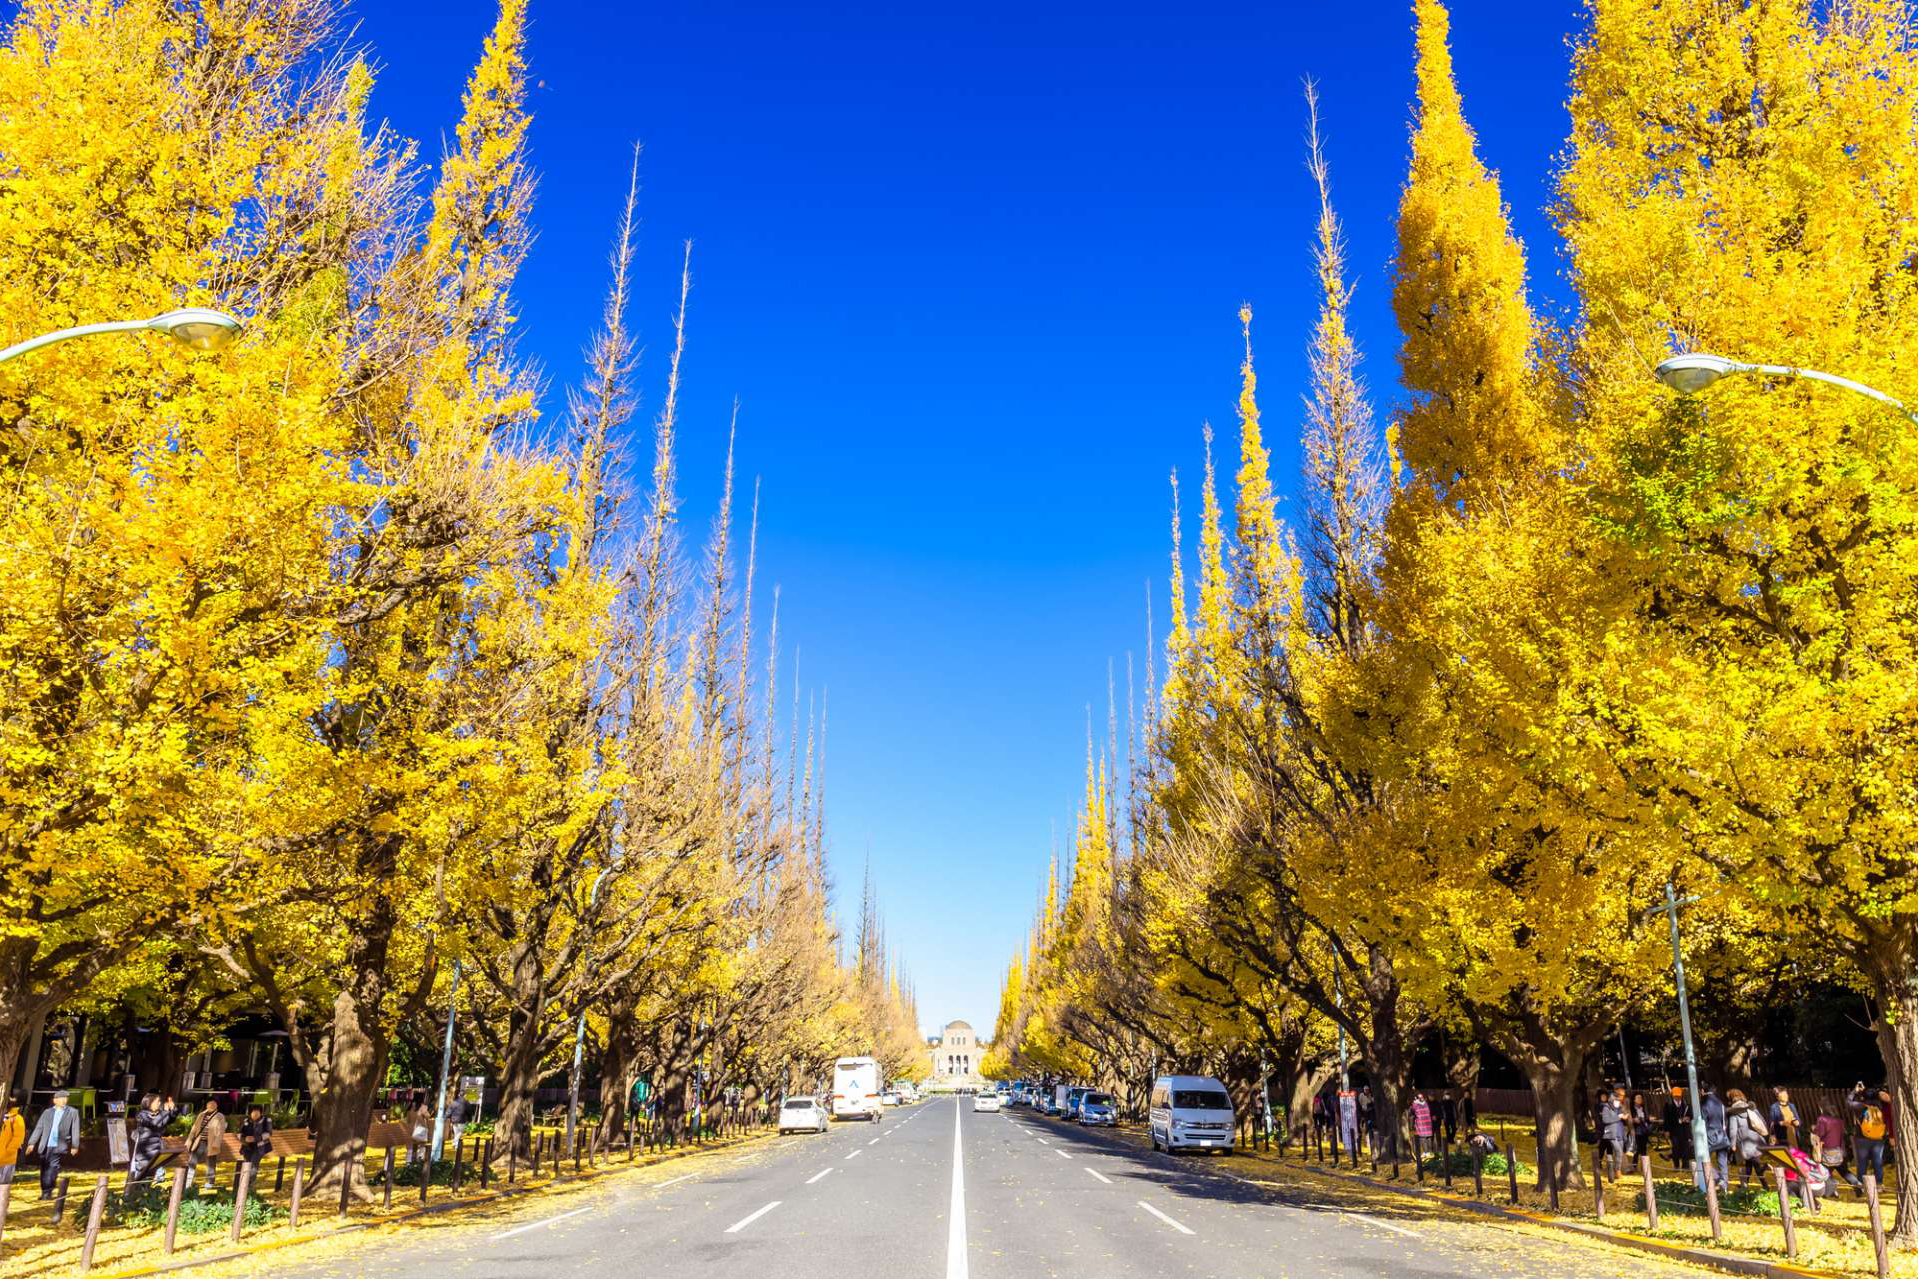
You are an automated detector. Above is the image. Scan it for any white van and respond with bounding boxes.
[1149,1074,1235,1152]
[831,1056,882,1121]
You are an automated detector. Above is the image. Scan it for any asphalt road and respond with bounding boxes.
[278,1098,1714,1279]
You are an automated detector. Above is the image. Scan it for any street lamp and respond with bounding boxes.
[0,307,243,365]
[1645,883,1721,1232]
[1654,352,1918,425]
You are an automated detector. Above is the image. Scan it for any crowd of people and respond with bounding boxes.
[0,1091,279,1199]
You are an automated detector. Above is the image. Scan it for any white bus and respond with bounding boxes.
[831,1056,882,1121]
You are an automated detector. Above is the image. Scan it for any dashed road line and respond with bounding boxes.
[806,1167,833,1185]
[1085,1166,1113,1185]
[846,1148,863,1160]
[1054,1148,1071,1159]
[491,1206,593,1240]
[1345,1211,1418,1238]
[1138,1200,1195,1235]
[654,1171,699,1189]
[724,1201,782,1234]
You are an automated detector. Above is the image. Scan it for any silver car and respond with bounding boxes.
[1078,1092,1117,1126]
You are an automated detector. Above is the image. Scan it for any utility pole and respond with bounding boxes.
[1646,884,1709,1187]
[430,960,462,1162]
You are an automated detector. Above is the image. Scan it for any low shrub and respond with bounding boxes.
[112,1183,286,1235]
[1643,1181,1781,1217]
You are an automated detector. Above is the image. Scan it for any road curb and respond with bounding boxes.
[79,1132,773,1279]
[1022,1112,1844,1279]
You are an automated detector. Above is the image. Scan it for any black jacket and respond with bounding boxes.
[131,1106,177,1160]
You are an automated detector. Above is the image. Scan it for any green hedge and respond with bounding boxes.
[112,1183,286,1235]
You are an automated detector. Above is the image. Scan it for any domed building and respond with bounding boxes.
[926,1019,985,1081]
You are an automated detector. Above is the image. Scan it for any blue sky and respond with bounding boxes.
[351,0,1582,1035]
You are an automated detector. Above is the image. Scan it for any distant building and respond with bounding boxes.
[927,1019,985,1080]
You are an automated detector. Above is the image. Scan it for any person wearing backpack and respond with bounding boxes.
[1852,1083,1892,1186]
[1813,1105,1862,1194]
[1726,1089,1770,1189]
[1695,1087,1731,1193]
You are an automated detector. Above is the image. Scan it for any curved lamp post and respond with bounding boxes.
[1654,352,1917,425]
[0,307,242,365]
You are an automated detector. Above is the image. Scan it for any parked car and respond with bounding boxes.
[1064,1086,1090,1120]
[972,1092,1003,1113]
[778,1095,829,1134]
[1078,1092,1116,1126]
[1148,1074,1235,1152]
[881,1090,902,1106]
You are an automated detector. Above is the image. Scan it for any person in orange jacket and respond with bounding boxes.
[0,1098,24,1185]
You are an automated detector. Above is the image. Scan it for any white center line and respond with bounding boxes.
[724,1201,782,1234]
[1138,1201,1195,1235]
[1345,1211,1419,1238]
[806,1167,833,1185]
[1085,1166,1112,1185]
[846,1148,863,1160]
[948,1098,968,1279]
[491,1206,593,1240]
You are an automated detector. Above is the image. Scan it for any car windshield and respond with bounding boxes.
[782,1100,814,1109]
[1085,1094,1112,1106]
[1172,1090,1232,1111]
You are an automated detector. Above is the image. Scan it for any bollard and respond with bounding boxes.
[54,1174,71,1226]
[1415,1135,1424,1183]
[275,1155,287,1193]
[1639,1154,1658,1230]
[383,1147,395,1211]
[1773,1166,1797,1259]
[1864,1172,1891,1279]
[289,1160,306,1229]
[230,1160,255,1243]
[163,1166,187,1254]
[451,1138,464,1194]
[532,1131,542,1176]
[79,1176,108,1272]
[1506,1143,1519,1205]
[510,1142,518,1184]
[1473,1145,1484,1198]
[1593,1147,1605,1222]
[339,1151,353,1217]
[1799,1168,1816,1217]
[419,1153,430,1205]
[575,1140,583,1174]
[480,1139,491,1189]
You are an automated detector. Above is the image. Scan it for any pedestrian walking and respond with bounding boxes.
[1726,1089,1769,1189]
[408,1097,432,1164]
[184,1098,227,1189]
[24,1090,81,1199]
[1460,1088,1477,1130]
[1358,1086,1375,1146]
[1770,1087,1802,1152]
[1850,1083,1892,1187]
[1663,1087,1691,1169]
[0,1097,24,1186]
[1812,1105,1861,1193]
[1438,1088,1458,1144]
[1596,1087,1627,1180]
[1630,1092,1653,1160]
[128,1092,178,1184]
[1697,1087,1730,1194]
[1311,1090,1330,1145]
[447,1094,469,1149]
[1410,1090,1434,1158]
[238,1104,273,1172]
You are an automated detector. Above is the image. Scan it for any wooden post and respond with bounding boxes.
[1473,1144,1484,1198]
[1864,1172,1892,1279]
[1703,1162,1722,1241]
[230,1160,255,1243]
[481,1138,492,1189]
[163,1166,187,1254]
[451,1137,463,1194]
[78,1176,108,1272]
[288,1160,305,1229]
[275,1155,286,1193]
[1639,1154,1658,1230]
[574,1138,583,1174]
[1773,1166,1797,1260]
[382,1147,394,1211]
[1506,1143,1519,1204]
[532,1131,541,1176]
[1593,1146,1606,1222]
[419,1151,429,1204]
[1414,1134,1424,1183]
[339,1150,352,1216]
[509,1141,517,1185]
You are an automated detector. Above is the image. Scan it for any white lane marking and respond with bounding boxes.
[1345,1211,1418,1238]
[846,1148,863,1160]
[806,1167,833,1185]
[1054,1148,1072,1159]
[1138,1200,1195,1235]
[654,1171,699,1189]
[948,1099,968,1279]
[868,1137,880,1146]
[491,1206,593,1240]
[724,1201,782,1234]
[1085,1166,1113,1185]
[1038,1137,1051,1144]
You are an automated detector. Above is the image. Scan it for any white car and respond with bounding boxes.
[778,1095,829,1134]
[972,1092,1002,1113]
[1148,1074,1235,1152]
